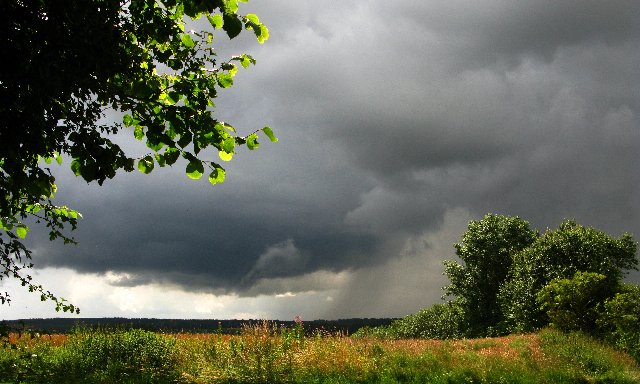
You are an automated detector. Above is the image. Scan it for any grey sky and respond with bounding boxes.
[2,0,638,320]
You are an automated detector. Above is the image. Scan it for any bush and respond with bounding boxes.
[537,271,617,333]
[389,302,467,339]
[598,284,640,361]
[351,325,395,339]
[61,327,179,383]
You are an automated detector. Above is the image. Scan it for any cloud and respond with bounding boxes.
[242,239,308,284]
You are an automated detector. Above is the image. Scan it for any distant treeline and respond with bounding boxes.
[1,317,396,335]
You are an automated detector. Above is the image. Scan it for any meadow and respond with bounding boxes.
[1,321,639,384]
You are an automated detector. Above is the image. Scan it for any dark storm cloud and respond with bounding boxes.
[392,0,640,69]
[29,0,640,303]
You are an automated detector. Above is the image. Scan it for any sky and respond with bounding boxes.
[2,0,639,321]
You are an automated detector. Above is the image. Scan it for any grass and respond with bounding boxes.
[1,323,639,383]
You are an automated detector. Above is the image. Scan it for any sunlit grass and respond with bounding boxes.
[1,325,639,383]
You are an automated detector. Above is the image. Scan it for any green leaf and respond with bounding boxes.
[235,54,255,69]
[245,14,260,24]
[217,72,234,88]
[134,126,144,140]
[16,226,28,239]
[228,64,238,77]
[246,133,259,150]
[123,114,134,127]
[219,151,233,161]
[186,159,204,179]
[224,0,239,14]
[164,147,180,165]
[256,24,269,44]
[55,152,63,165]
[222,13,243,39]
[262,126,278,142]
[137,156,154,174]
[208,167,226,185]
[207,14,223,29]
[146,139,164,152]
[27,204,42,214]
[222,123,236,133]
[154,153,166,167]
[180,33,195,48]
[70,159,82,176]
[222,137,235,153]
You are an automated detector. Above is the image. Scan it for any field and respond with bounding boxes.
[1,322,639,383]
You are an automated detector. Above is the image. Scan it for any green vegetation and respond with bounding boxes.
[537,271,615,333]
[1,0,274,312]
[499,219,637,334]
[443,214,537,337]
[361,214,639,364]
[598,283,640,361]
[1,325,639,383]
[369,302,467,340]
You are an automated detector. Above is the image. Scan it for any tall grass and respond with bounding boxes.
[1,325,638,383]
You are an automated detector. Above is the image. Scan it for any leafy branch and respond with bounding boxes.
[1,0,275,313]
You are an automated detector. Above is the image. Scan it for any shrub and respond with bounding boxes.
[351,325,395,339]
[537,271,617,333]
[61,327,179,383]
[389,302,467,339]
[598,284,640,361]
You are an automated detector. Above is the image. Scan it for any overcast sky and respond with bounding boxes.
[2,0,639,321]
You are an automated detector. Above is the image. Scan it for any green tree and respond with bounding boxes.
[1,0,274,312]
[443,214,537,336]
[499,220,637,333]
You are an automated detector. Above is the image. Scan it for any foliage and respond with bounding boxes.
[598,284,640,361]
[537,271,617,333]
[65,327,178,383]
[385,302,468,340]
[498,220,637,333]
[443,214,537,336]
[0,327,178,383]
[361,215,637,342]
[1,0,274,311]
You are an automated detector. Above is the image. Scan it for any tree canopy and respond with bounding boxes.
[1,0,274,312]
[378,215,637,345]
[443,216,637,336]
[499,220,637,333]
